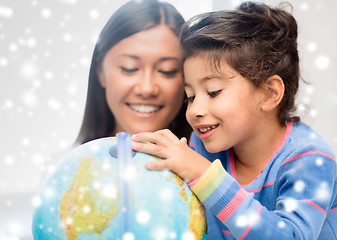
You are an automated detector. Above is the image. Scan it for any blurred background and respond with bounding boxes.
[0,0,336,239]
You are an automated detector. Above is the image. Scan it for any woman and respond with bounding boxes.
[75,0,191,144]
[32,1,196,239]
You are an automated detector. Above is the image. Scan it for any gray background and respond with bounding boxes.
[0,0,336,239]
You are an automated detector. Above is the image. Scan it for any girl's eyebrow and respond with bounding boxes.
[184,75,220,87]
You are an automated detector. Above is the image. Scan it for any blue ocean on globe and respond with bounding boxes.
[32,132,206,240]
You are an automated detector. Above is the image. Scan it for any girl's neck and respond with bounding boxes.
[233,121,287,185]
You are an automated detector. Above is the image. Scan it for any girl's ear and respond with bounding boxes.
[97,66,107,88]
[260,75,284,112]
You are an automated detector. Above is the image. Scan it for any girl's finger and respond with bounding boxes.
[131,140,166,159]
[180,137,187,144]
[131,132,159,145]
[145,159,171,170]
[132,129,179,146]
[154,129,180,143]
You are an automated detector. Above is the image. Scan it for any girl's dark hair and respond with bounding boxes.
[180,1,300,125]
[76,0,191,144]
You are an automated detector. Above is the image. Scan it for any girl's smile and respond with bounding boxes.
[195,124,219,140]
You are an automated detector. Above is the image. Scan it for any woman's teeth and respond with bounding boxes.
[129,104,160,113]
[198,125,218,133]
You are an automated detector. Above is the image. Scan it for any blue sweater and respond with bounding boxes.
[188,121,337,239]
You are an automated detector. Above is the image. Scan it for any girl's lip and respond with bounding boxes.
[194,124,219,140]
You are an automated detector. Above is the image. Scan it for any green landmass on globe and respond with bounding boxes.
[32,134,207,240]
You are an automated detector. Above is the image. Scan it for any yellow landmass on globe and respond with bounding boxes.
[60,155,117,240]
[188,193,206,240]
[174,174,188,201]
[173,173,206,239]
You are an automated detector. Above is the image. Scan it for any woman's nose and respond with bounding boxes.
[134,71,159,97]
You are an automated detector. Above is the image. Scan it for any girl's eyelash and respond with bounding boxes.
[185,90,221,103]
[208,90,222,97]
[185,96,195,103]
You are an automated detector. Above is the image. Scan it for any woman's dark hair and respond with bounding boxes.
[76,0,191,144]
[180,1,300,125]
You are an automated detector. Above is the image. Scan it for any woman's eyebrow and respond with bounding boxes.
[158,56,180,62]
[119,54,140,60]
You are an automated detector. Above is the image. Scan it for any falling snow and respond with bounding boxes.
[136,210,151,224]
[1,0,336,239]
[294,180,306,193]
[284,198,298,213]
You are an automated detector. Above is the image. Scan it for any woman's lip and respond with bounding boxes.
[127,103,163,113]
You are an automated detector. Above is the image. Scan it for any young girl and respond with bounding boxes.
[131,1,337,239]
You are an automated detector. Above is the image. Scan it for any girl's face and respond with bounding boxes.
[184,56,266,153]
[98,25,184,135]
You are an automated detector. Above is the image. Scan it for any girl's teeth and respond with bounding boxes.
[199,125,217,133]
[129,104,160,113]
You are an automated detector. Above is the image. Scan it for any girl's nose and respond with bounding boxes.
[187,96,207,119]
[134,71,159,98]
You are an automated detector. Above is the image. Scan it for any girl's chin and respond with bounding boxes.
[203,143,224,153]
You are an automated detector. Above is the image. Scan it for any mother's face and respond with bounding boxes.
[98,25,184,135]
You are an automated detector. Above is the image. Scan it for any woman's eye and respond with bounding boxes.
[120,67,138,73]
[159,70,179,77]
[208,90,222,97]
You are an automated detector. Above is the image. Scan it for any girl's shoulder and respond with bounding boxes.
[287,121,335,158]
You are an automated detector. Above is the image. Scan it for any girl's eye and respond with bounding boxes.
[120,67,138,73]
[208,90,222,97]
[185,96,195,103]
[159,70,179,77]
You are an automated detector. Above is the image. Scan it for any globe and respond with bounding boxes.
[32,132,207,240]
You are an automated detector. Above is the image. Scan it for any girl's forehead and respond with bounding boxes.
[184,56,238,81]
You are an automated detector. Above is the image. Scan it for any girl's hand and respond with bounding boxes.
[131,129,211,182]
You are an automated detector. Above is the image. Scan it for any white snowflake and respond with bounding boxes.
[0,6,13,18]
[89,9,100,19]
[284,198,298,212]
[4,155,15,166]
[182,231,195,240]
[315,182,330,201]
[41,8,52,18]
[123,232,135,240]
[160,188,173,202]
[20,61,38,79]
[307,41,317,52]
[277,220,286,228]
[315,55,330,70]
[136,209,151,225]
[21,91,38,107]
[152,227,167,240]
[31,196,42,208]
[315,157,324,166]
[65,217,73,225]
[101,184,117,199]
[82,205,91,213]
[0,57,8,66]
[294,180,305,192]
